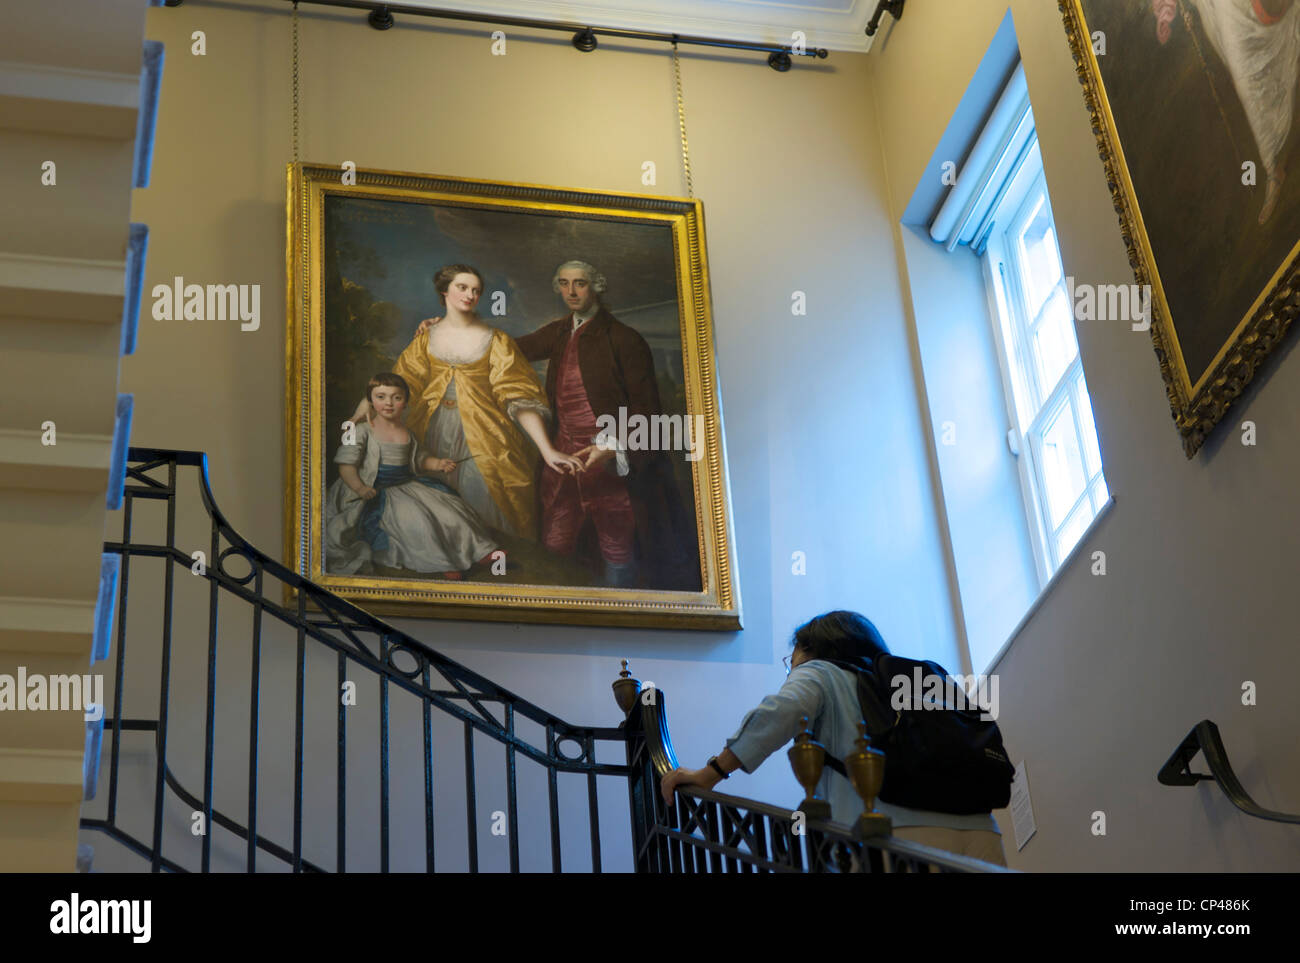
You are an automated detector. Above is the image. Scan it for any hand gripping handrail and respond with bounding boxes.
[1158,719,1300,824]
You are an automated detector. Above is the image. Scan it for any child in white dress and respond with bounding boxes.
[325,373,496,579]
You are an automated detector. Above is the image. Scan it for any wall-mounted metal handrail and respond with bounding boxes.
[1158,719,1300,825]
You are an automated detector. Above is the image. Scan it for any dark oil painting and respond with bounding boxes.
[319,194,703,594]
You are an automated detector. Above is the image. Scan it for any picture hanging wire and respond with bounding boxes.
[285,11,696,201]
[672,40,694,199]
[292,1,301,165]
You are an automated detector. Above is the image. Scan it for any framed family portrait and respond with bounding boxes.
[1060,0,1300,456]
[285,163,741,629]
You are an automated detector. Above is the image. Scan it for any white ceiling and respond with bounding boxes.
[388,0,888,54]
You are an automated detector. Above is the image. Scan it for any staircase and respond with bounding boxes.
[77,449,1007,873]
[0,0,160,872]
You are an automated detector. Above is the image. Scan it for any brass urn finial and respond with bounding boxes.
[844,720,891,838]
[612,659,641,715]
[786,714,831,821]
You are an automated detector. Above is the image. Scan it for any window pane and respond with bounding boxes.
[1090,472,1109,510]
[1075,374,1102,478]
[1032,285,1078,395]
[1017,193,1062,316]
[995,260,1035,434]
[1055,495,1093,561]
[1038,399,1089,529]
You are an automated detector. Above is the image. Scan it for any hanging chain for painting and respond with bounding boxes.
[291,0,310,512]
[672,40,694,199]
[292,1,301,165]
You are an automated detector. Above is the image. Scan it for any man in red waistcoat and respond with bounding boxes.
[513,261,699,590]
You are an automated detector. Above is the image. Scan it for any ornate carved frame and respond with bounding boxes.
[1060,0,1299,457]
[285,163,741,629]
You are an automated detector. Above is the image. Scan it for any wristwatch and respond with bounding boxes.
[707,756,729,779]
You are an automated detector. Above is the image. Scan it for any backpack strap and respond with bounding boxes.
[822,752,849,780]
[805,656,900,784]
[818,656,896,735]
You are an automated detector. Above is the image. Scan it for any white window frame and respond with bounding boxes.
[981,136,1106,586]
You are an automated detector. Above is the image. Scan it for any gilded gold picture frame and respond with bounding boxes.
[285,163,741,629]
[1061,0,1300,457]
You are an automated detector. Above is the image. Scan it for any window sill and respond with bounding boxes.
[984,494,1116,673]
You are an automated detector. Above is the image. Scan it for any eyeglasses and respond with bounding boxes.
[782,655,792,674]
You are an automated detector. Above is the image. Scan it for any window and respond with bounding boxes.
[915,49,1109,666]
[982,134,1107,583]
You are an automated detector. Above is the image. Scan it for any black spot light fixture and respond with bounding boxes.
[866,0,905,38]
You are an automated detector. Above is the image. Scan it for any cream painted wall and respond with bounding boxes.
[871,2,1300,870]
[93,0,962,870]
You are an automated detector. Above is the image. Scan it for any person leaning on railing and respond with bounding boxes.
[659,610,1008,866]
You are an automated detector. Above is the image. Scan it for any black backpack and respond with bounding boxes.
[818,654,1014,814]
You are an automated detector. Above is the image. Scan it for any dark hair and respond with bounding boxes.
[433,264,486,306]
[367,372,410,403]
[791,610,890,669]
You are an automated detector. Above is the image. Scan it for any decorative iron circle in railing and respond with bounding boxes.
[384,641,425,679]
[553,735,586,762]
[216,545,257,584]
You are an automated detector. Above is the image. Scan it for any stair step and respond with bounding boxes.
[0,251,126,325]
[0,427,112,495]
[0,746,84,803]
[0,59,138,140]
[0,595,97,654]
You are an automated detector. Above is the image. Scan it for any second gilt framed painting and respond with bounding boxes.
[285,164,741,630]
[1061,0,1300,456]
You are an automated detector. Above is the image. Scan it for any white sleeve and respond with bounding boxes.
[334,421,368,465]
[593,428,630,477]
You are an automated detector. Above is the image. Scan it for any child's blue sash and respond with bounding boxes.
[359,464,458,552]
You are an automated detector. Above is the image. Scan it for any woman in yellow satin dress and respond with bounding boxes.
[353,265,582,539]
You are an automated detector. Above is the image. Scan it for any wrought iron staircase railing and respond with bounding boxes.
[80,448,1008,873]
[82,448,630,872]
